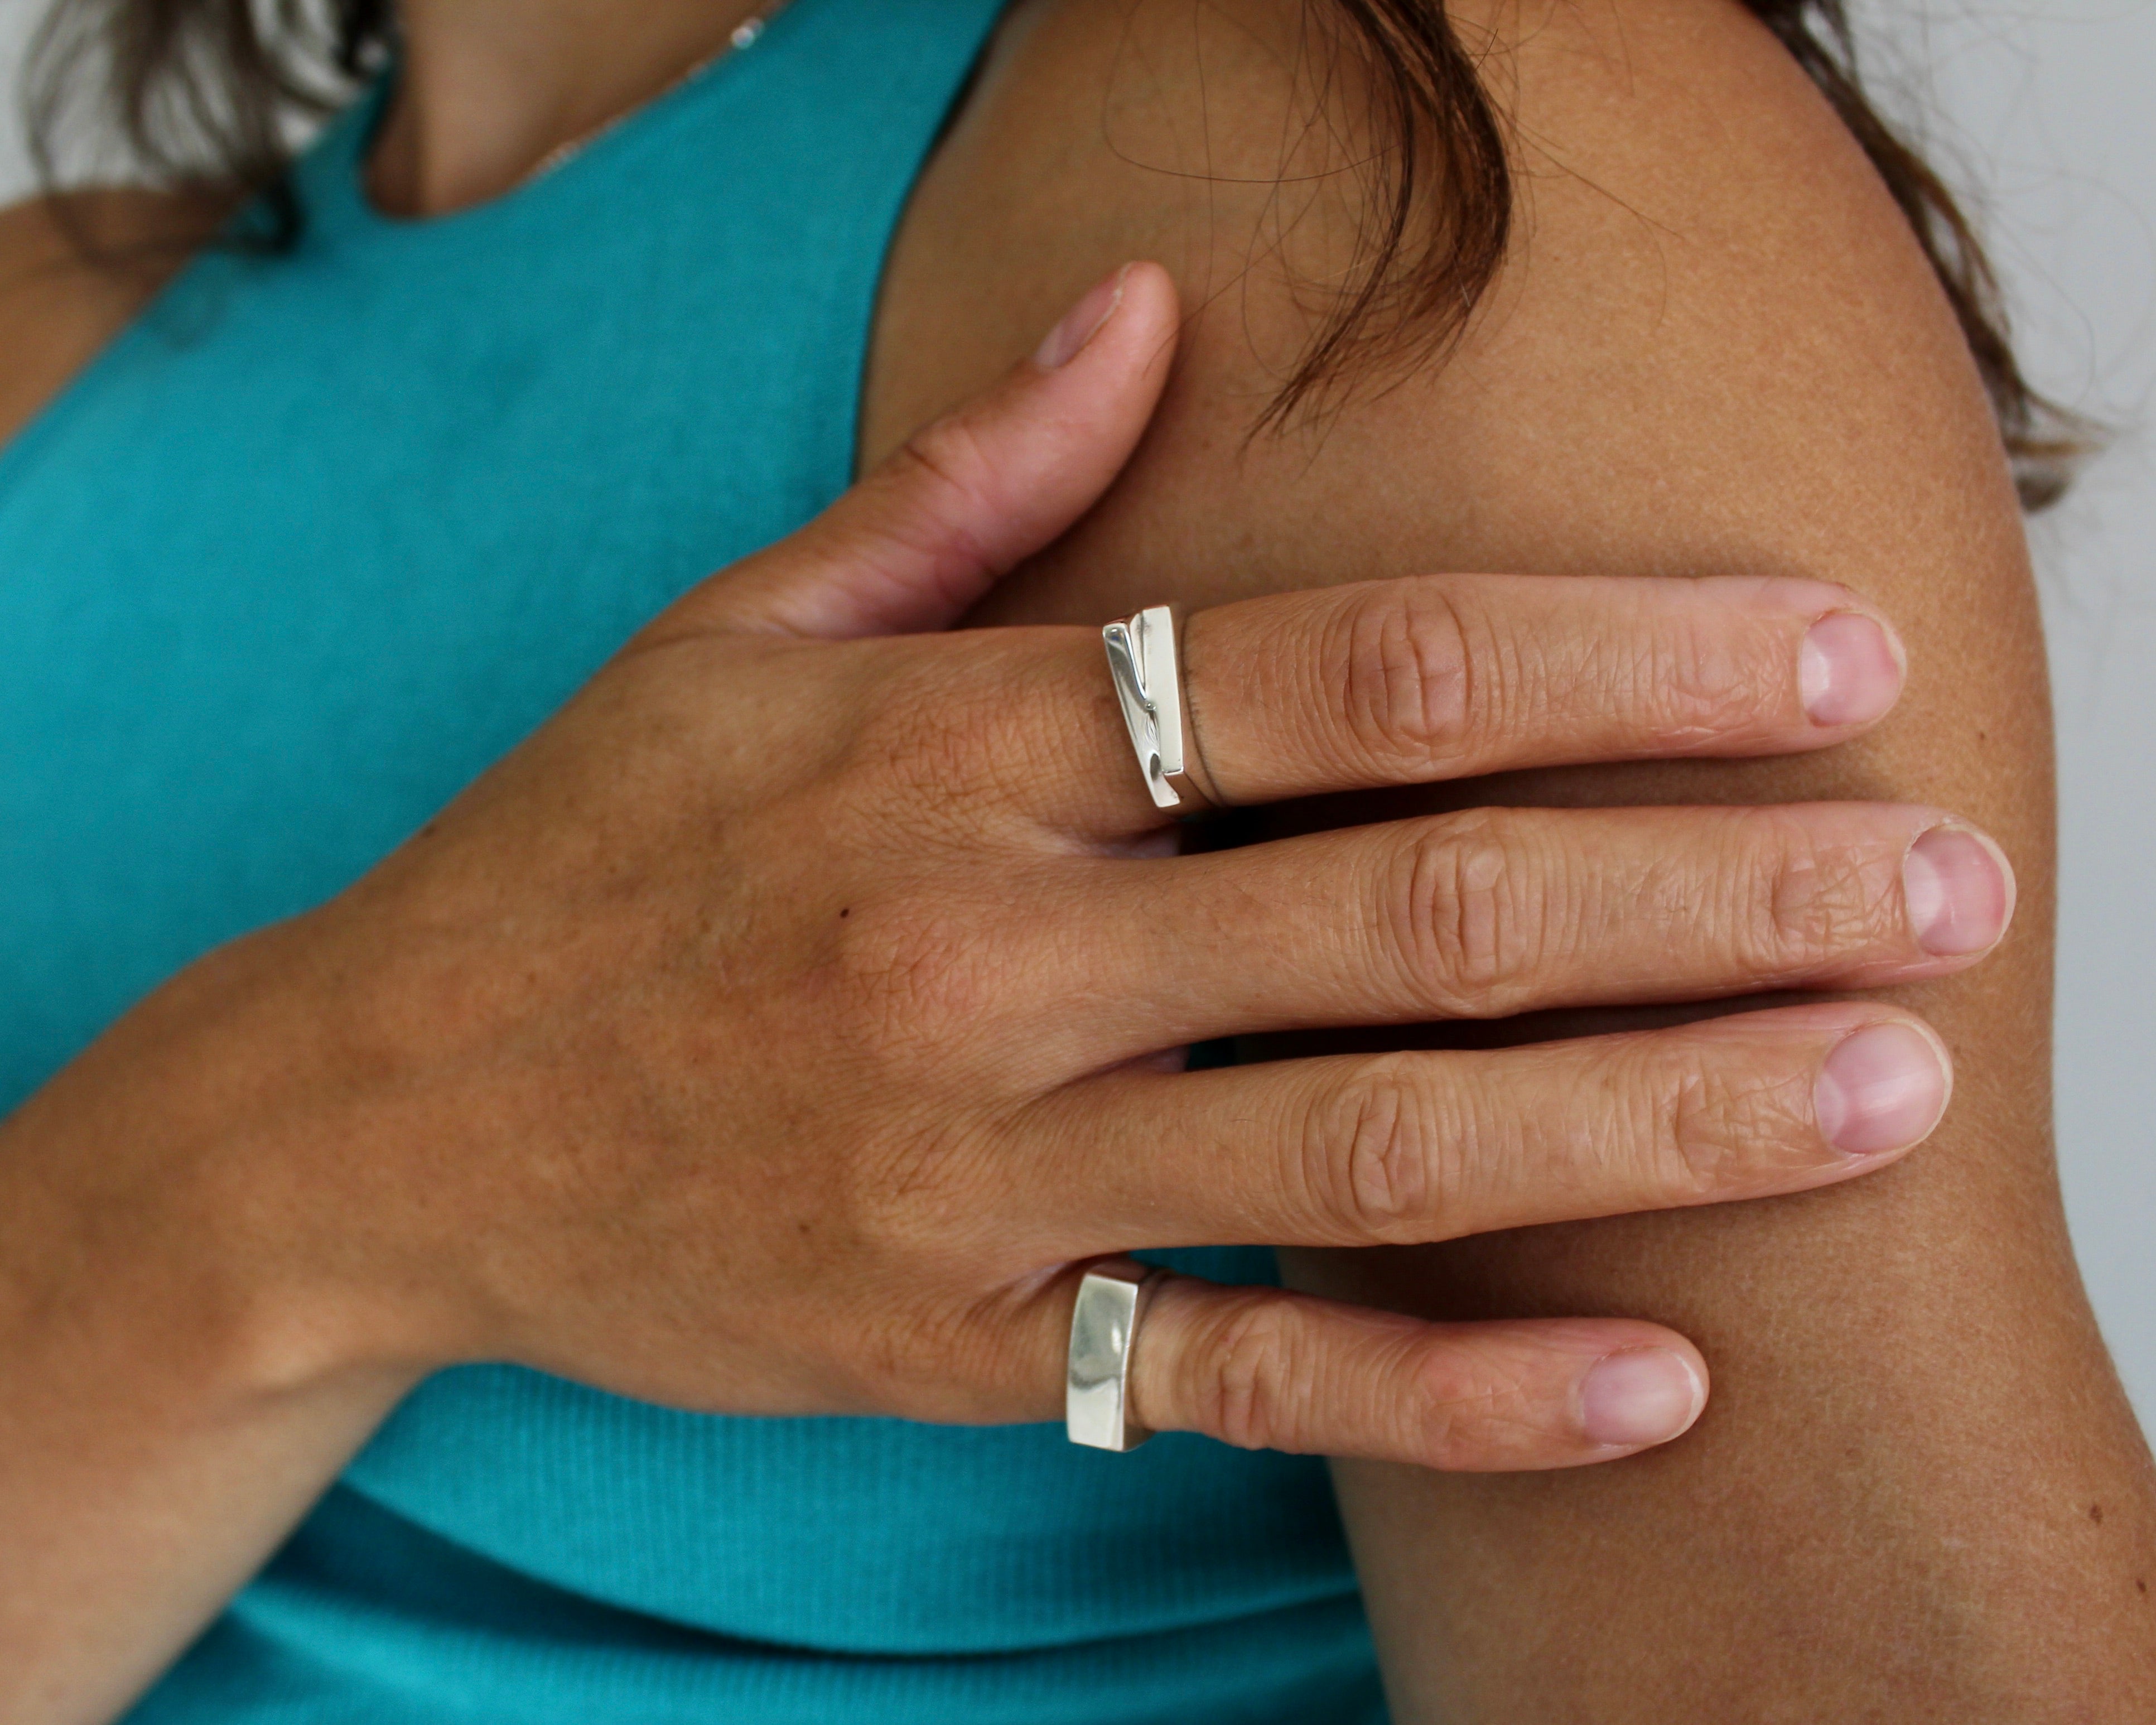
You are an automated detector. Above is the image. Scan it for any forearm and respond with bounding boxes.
[0,933,414,1725]
[0,1305,406,1725]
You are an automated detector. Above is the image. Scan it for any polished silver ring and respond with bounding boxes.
[1066,1258,1169,1451]
[1102,605,1218,811]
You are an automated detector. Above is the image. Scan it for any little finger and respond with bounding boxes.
[1120,1277,1710,1468]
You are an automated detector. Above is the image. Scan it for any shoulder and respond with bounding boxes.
[0,189,226,452]
[867,0,2029,639]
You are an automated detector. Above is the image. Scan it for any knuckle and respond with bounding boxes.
[881,415,1002,571]
[1385,813,1547,1016]
[843,1285,1021,1419]
[1649,1042,1816,1198]
[836,1116,1015,1298]
[1332,582,1475,773]
[1635,609,1772,739]
[1413,1346,1538,1462]
[1194,1296,1311,1451]
[826,894,1009,1059]
[1733,811,1902,977]
[956,639,1104,812]
[1305,1057,1440,1241]
[843,647,1045,832]
[847,1291,961,1398]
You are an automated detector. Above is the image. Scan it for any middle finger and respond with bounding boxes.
[1064,800,2013,1052]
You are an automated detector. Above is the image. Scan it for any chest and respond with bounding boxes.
[0,6,980,1107]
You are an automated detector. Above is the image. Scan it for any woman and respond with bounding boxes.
[0,0,2148,1720]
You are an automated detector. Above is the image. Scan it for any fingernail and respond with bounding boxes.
[1580,1348,1705,1448]
[1799,611,1903,726]
[1903,824,2015,956]
[1813,1022,1951,1155]
[1033,264,1130,369]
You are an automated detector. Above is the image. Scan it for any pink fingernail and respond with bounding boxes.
[1033,264,1130,369]
[1579,1348,1705,1448]
[1799,612,1903,726]
[1813,1022,1951,1155]
[1903,824,2015,956]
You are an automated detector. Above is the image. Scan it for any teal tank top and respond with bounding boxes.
[0,2,1381,1717]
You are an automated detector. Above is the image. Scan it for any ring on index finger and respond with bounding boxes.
[1102,605,1222,812]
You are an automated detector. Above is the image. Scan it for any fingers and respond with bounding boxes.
[1123,1279,1708,1468]
[688,261,1180,640]
[1030,1002,1952,1250]
[1077,802,2014,1047]
[1182,574,1904,804]
[997,573,1905,832]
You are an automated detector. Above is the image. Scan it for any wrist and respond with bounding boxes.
[0,943,425,1725]
[0,913,443,1411]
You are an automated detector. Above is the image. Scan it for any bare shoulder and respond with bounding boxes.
[871,0,2059,1193]
[0,189,225,453]
[870,0,2052,896]
[871,11,2156,1710]
[870,0,2033,675]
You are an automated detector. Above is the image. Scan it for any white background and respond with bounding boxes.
[0,0,2150,1422]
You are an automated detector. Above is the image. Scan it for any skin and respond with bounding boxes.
[865,0,2156,1714]
[0,1,2145,1722]
[0,251,1976,1717]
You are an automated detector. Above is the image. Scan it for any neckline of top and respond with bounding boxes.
[313,0,815,239]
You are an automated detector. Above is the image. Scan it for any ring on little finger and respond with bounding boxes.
[1067,1257,1170,1451]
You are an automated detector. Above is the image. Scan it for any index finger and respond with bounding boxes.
[1004,572,1903,831]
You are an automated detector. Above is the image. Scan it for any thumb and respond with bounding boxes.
[706,262,1179,638]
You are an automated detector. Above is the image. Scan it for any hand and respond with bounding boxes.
[162,264,2009,1470]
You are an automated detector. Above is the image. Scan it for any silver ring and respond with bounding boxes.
[1102,605,1219,811]
[1066,1257,1169,1451]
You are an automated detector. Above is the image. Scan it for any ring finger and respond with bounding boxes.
[1069,799,2013,1050]
[1026,1000,1952,1250]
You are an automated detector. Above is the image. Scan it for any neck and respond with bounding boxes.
[368,0,771,216]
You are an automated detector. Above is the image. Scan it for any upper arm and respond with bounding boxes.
[870,0,2155,1713]
[872,0,2052,859]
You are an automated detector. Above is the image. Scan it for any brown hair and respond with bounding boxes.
[24,0,2081,506]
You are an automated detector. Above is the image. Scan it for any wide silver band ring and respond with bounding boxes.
[1066,1257,1169,1451]
[1102,605,1221,812]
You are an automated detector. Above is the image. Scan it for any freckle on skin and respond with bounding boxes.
[2092,1503,2105,1524]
